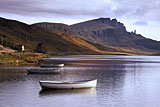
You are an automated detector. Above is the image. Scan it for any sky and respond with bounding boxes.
[0,0,160,40]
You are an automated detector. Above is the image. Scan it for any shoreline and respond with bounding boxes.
[0,51,159,66]
[0,52,49,65]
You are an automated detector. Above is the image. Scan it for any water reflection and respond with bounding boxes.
[1,55,160,107]
[39,88,96,96]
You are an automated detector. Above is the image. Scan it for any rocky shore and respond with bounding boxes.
[0,45,48,65]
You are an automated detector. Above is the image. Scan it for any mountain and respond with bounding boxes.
[32,22,74,34]
[0,17,145,55]
[70,18,160,52]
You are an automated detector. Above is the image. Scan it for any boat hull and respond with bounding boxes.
[41,64,64,68]
[27,68,60,74]
[39,79,97,89]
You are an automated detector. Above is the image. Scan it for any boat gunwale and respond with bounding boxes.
[27,68,61,74]
[27,68,59,71]
[39,79,97,84]
[40,64,64,67]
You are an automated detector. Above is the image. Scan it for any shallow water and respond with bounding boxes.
[0,55,160,107]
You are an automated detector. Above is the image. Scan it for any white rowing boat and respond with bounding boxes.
[27,68,60,74]
[40,64,64,68]
[39,79,97,89]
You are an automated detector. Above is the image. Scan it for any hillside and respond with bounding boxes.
[0,17,145,56]
[0,17,102,55]
[0,17,156,56]
[33,22,153,55]
[70,18,160,52]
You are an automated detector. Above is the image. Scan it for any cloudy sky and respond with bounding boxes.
[0,0,160,40]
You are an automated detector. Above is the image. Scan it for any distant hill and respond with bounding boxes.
[33,22,153,55]
[0,17,145,55]
[70,18,160,52]
[32,22,74,34]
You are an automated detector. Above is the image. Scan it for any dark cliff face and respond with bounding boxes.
[70,18,160,52]
[33,22,74,34]
[94,18,126,31]
[70,18,129,43]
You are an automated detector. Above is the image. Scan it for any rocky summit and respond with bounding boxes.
[70,18,160,52]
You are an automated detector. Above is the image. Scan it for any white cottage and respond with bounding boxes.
[22,45,24,51]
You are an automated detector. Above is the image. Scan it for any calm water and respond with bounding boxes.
[0,55,160,107]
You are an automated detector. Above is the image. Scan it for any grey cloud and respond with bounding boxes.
[0,0,160,23]
[111,0,160,21]
[0,0,111,17]
[133,20,148,26]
